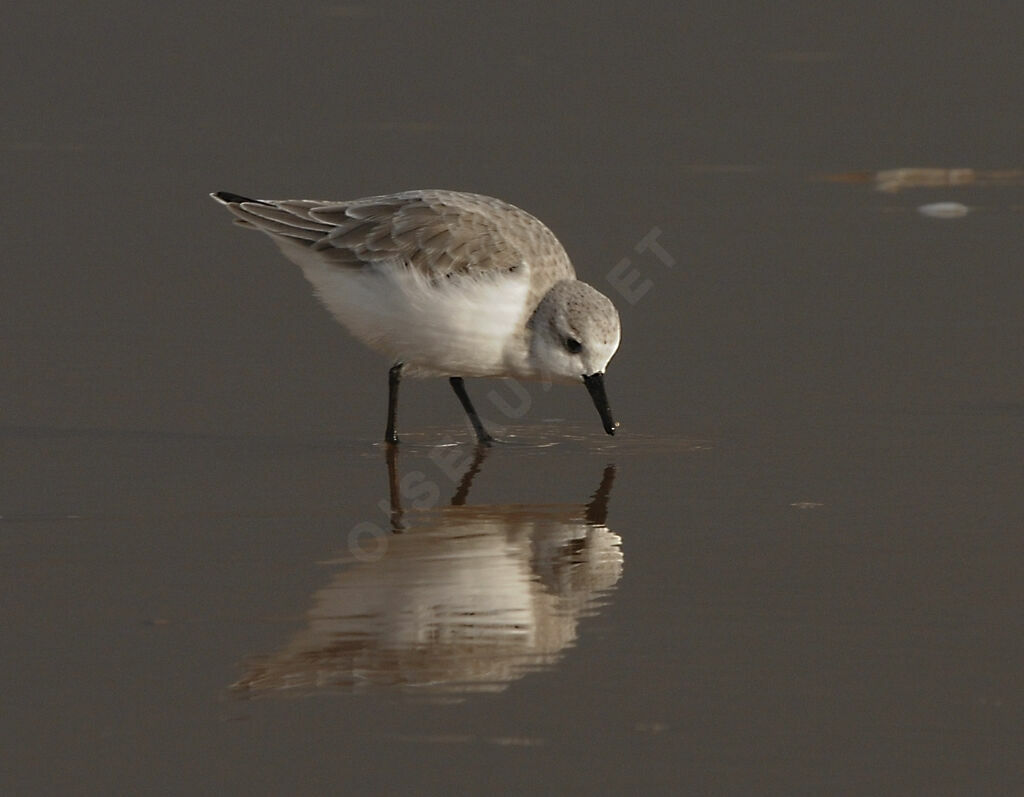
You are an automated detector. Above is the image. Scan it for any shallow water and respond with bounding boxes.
[3,2,1023,794]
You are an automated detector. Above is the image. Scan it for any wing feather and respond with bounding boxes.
[212,190,575,289]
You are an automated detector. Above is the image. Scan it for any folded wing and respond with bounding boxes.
[211,190,570,282]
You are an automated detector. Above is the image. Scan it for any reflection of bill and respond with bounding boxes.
[232,455,622,696]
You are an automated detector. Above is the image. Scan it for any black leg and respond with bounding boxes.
[449,377,495,444]
[385,362,403,444]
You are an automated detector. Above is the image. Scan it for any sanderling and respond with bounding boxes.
[211,189,621,444]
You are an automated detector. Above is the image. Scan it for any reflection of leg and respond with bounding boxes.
[450,444,490,506]
[385,441,404,532]
[585,464,617,525]
[385,362,403,444]
[449,377,495,444]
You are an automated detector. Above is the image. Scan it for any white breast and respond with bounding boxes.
[286,243,534,378]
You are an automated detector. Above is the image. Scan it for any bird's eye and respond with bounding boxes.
[565,337,582,354]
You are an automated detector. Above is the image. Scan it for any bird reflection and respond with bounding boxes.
[232,448,622,697]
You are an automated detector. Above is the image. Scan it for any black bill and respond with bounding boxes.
[583,372,617,435]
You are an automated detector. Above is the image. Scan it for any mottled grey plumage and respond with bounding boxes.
[218,190,575,307]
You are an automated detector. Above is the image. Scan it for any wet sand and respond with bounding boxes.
[3,2,1023,793]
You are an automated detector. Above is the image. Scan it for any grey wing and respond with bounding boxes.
[210,193,336,242]
[211,190,574,282]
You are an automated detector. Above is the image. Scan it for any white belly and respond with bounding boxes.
[293,251,533,378]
